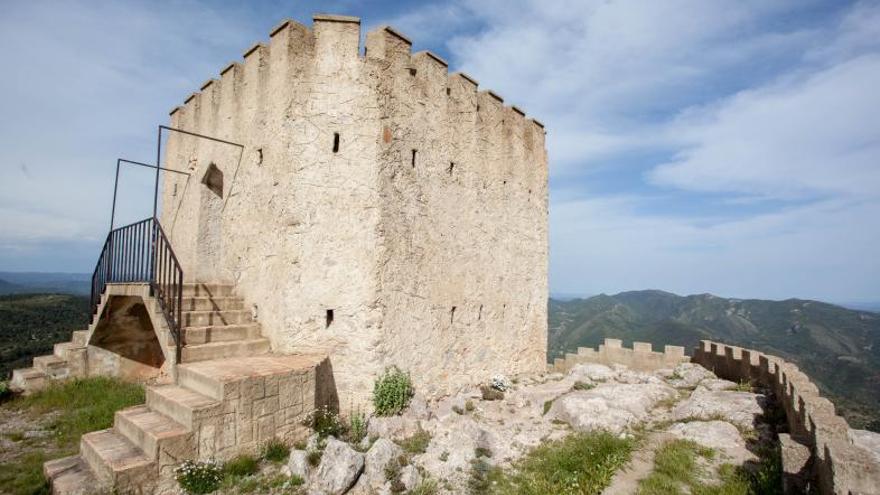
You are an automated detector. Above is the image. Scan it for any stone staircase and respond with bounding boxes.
[44,352,325,494]
[9,329,90,393]
[8,283,271,394]
[175,283,270,363]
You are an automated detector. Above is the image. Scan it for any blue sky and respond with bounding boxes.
[1,0,878,302]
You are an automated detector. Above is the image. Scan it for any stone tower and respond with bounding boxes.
[160,14,548,408]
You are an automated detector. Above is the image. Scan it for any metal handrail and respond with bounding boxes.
[90,217,184,362]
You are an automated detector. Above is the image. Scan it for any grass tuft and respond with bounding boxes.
[0,377,144,495]
[261,438,290,463]
[487,431,635,494]
[397,430,432,454]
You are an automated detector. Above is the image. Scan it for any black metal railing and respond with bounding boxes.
[90,217,183,361]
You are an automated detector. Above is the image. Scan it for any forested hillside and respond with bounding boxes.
[548,290,880,431]
[0,294,89,378]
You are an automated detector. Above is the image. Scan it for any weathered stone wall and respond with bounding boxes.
[365,27,548,397]
[159,16,548,406]
[693,340,880,494]
[551,338,688,373]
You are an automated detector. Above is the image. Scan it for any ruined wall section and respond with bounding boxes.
[365,27,549,397]
[160,16,384,408]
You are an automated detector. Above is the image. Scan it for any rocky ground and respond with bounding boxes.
[274,360,828,494]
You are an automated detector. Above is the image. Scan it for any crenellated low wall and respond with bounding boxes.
[551,338,688,373]
[693,340,880,494]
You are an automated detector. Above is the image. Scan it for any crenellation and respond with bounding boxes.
[200,79,217,91]
[693,340,880,493]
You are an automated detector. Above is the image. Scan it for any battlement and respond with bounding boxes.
[168,14,545,135]
[551,338,688,373]
[694,340,880,494]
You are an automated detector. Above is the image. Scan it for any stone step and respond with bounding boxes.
[182,309,253,327]
[177,354,327,401]
[44,455,101,495]
[181,283,235,297]
[114,405,190,460]
[71,330,90,346]
[80,429,155,488]
[9,367,47,393]
[183,323,262,345]
[180,338,270,363]
[54,341,85,360]
[146,385,220,429]
[33,354,71,378]
[180,296,245,312]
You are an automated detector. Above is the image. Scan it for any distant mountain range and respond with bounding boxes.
[548,290,880,431]
[0,272,90,295]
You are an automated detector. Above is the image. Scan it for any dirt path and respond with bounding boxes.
[602,431,671,494]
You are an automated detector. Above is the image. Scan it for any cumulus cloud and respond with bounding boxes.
[427,0,879,300]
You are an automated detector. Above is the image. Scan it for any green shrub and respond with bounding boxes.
[398,430,432,454]
[223,454,259,478]
[304,405,345,438]
[262,438,290,463]
[373,366,414,416]
[176,460,223,494]
[347,408,368,444]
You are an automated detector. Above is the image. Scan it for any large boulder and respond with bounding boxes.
[666,420,754,465]
[548,383,677,434]
[849,429,880,464]
[569,363,617,382]
[668,362,716,389]
[362,438,404,490]
[286,449,310,481]
[367,416,422,442]
[312,438,365,495]
[672,388,764,429]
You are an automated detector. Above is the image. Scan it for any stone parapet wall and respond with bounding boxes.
[693,340,880,494]
[551,338,688,373]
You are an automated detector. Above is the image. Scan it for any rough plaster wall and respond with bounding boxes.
[160,18,548,407]
[161,18,383,409]
[366,29,549,399]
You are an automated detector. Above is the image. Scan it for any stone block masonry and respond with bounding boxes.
[694,340,880,494]
[159,14,548,409]
[551,338,688,373]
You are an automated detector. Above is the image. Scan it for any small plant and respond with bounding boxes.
[398,429,432,454]
[468,457,503,494]
[474,446,493,458]
[289,474,305,486]
[453,404,465,415]
[347,407,368,444]
[410,478,439,495]
[373,366,414,416]
[439,451,450,462]
[465,400,475,412]
[176,460,223,494]
[572,380,596,391]
[262,438,290,463]
[735,379,752,392]
[303,404,345,438]
[542,399,554,415]
[0,381,10,401]
[480,385,504,401]
[490,374,511,392]
[307,449,323,467]
[223,454,259,478]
